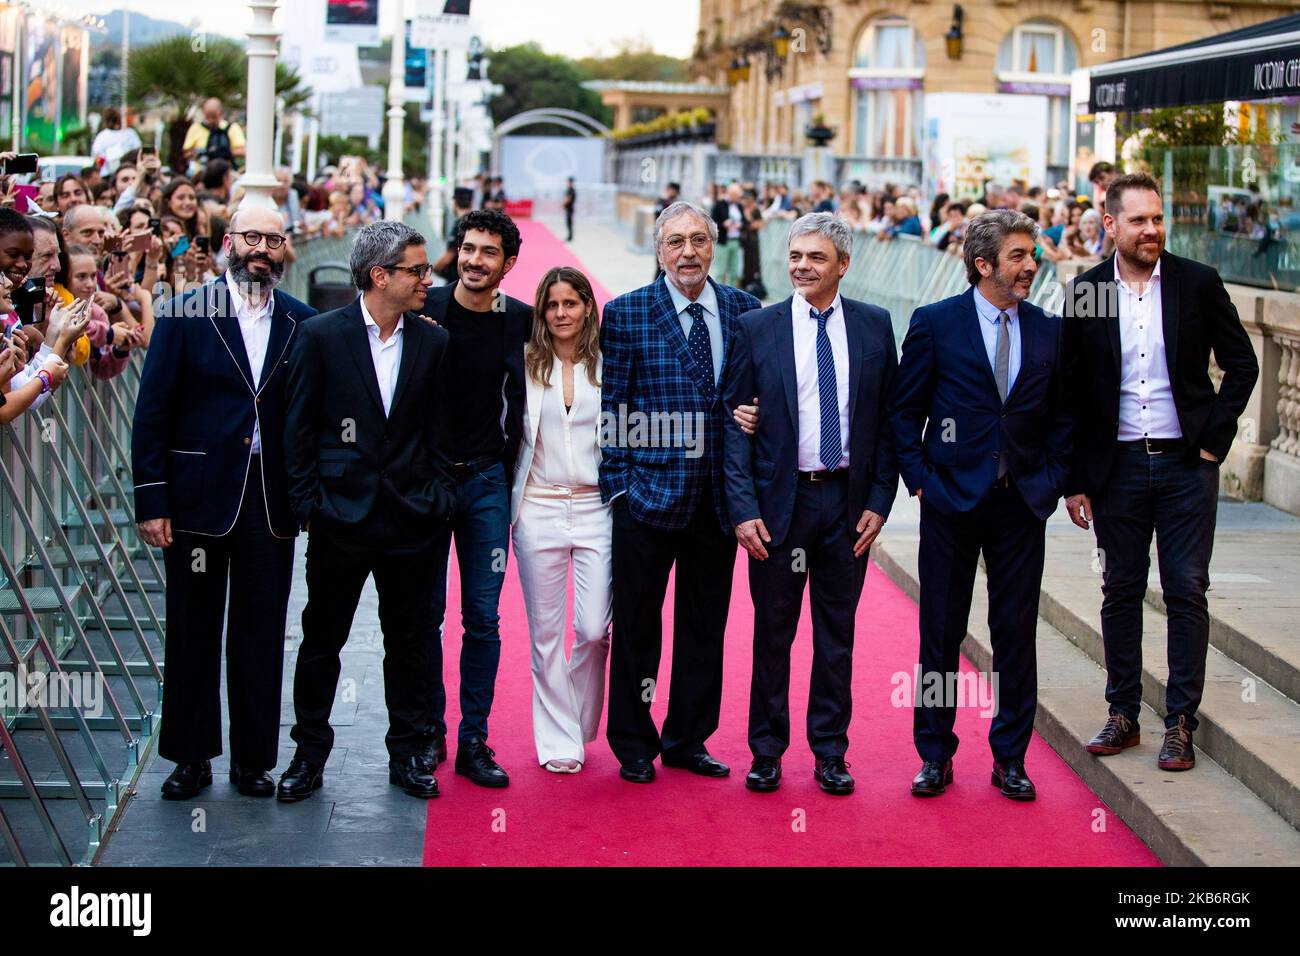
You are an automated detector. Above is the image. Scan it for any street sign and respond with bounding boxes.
[409,2,473,49]
[320,87,386,140]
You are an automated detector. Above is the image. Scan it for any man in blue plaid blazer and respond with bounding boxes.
[600,200,761,783]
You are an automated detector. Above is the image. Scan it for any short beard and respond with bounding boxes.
[229,248,284,299]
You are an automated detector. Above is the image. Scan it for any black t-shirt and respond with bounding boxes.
[441,294,507,462]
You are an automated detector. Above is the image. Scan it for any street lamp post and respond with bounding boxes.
[242,0,282,210]
[382,0,408,221]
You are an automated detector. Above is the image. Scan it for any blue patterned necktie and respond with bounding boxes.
[685,301,713,384]
[812,305,841,471]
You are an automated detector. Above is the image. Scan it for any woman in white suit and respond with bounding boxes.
[511,266,610,773]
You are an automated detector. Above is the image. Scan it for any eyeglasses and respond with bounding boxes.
[661,234,712,252]
[384,262,435,279]
[231,230,287,249]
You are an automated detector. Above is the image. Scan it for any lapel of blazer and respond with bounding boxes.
[773,298,799,434]
[651,275,715,399]
[1158,251,1180,374]
[715,278,736,385]
[257,290,299,394]
[1097,255,1123,376]
[342,298,385,416]
[1006,301,1041,406]
[206,279,256,394]
[842,298,865,428]
[386,312,425,418]
[960,287,1001,398]
[526,354,547,449]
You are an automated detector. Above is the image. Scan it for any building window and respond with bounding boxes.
[996,20,1079,169]
[849,16,925,158]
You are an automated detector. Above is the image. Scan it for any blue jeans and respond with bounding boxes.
[427,461,512,743]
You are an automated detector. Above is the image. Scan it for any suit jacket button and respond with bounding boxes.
[993,452,999,459]
[244,437,252,446]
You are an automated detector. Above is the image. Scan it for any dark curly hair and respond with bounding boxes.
[454,208,522,260]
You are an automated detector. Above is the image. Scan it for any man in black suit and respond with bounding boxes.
[279,220,454,800]
[723,212,898,795]
[891,209,1071,801]
[133,204,315,800]
[1063,173,1258,771]
[418,209,530,788]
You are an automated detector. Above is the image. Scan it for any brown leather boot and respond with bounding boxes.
[1086,713,1141,755]
[1157,715,1196,771]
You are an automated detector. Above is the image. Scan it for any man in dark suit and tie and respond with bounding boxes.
[279,220,454,801]
[723,212,898,794]
[600,200,760,783]
[133,205,315,800]
[1063,173,1257,771]
[891,209,1071,800]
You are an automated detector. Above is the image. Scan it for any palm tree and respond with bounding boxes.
[127,35,312,171]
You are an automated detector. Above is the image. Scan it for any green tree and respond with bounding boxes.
[578,40,688,83]
[127,35,312,171]
[486,44,611,135]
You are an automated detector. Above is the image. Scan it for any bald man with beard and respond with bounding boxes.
[133,204,316,800]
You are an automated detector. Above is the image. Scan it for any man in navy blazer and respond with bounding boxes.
[890,209,1070,801]
[132,205,315,800]
[723,213,898,795]
[599,200,760,783]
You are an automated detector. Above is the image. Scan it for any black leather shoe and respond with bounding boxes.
[911,759,954,797]
[419,734,447,770]
[160,761,212,800]
[276,757,324,802]
[454,738,509,788]
[991,759,1036,800]
[390,756,440,798]
[813,756,854,795]
[1086,713,1141,755]
[619,759,656,783]
[662,750,730,777]
[745,756,782,792]
[229,765,275,797]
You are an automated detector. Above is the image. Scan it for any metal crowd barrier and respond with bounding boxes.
[758,220,1062,345]
[0,353,164,866]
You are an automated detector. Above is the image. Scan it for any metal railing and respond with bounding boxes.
[0,354,163,866]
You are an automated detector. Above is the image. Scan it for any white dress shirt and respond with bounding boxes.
[972,285,1021,396]
[526,357,601,490]
[665,277,723,385]
[792,290,850,471]
[359,293,404,417]
[1115,258,1181,440]
[225,271,272,453]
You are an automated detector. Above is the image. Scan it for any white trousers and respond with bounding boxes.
[511,490,612,764]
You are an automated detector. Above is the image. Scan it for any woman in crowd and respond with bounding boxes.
[348,182,381,224]
[161,178,211,244]
[59,244,141,378]
[54,174,88,215]
[510,266,611,774]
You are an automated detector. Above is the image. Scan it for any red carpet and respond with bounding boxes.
[423,221,1159,867]
[500,219,614,309]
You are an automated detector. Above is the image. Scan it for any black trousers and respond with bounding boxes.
[290,523,435,765]
[564,206,574,239]
[1093,446,1218,731]
[747,476,866,759]
[914,482,1045,764]
[606,485,735,764]
[159,462,294,770]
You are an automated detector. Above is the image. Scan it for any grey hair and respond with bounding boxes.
[351,219,426,291]
[963,209,1039,286]
[653,200,717,248]
[62,204,99,233]
[788,212,852,260]
[1079,208,1102,226]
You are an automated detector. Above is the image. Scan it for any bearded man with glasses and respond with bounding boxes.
[133,205,316,800]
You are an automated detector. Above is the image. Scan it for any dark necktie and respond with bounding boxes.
[685,301,713,384]
[812,305,841,471]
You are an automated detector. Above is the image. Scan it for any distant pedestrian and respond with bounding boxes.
[563,176,576,242]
